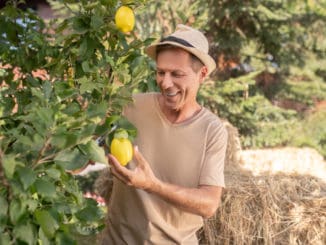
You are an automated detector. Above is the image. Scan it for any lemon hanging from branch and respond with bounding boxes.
[115,6,135,33]
[110,129,133,166]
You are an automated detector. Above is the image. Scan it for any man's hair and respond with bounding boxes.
[156,44,205,73]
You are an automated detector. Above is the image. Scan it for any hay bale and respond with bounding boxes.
[199,123,326,244]
[199,173,326,245]
[222,120,242,167]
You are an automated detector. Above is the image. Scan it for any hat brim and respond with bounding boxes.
[145,41,216,75]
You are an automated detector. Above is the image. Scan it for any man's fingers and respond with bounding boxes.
[110,166,129,184]
[108,154,133,184]
[108,154,120,167]
[133,145,146,166]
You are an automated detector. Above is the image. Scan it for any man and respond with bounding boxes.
[102,24,228,244]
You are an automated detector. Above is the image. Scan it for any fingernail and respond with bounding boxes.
[134,145,139,152]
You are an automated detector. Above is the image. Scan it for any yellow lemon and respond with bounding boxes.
[115,6,135,33]
[110,129,133,166]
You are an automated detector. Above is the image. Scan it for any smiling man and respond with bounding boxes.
[102,24,228,245]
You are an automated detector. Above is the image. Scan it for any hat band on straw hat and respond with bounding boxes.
[160,36,194,48]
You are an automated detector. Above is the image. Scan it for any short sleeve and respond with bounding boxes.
[199,121,228,187]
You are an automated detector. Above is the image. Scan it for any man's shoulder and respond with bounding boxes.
[201,108,228,136]
[201,108,224,126]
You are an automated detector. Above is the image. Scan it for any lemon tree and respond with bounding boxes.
[0,0,153,243]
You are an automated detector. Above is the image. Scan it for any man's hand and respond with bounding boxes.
[108,146,158,191]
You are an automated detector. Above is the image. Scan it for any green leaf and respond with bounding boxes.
[26,76,41,87]
[31,87,46,102]
[51,131,79,149]
[35,107,54,130]
[34,209,59,238]
[2,155,22,178]
[17,167,37,190]
[0,94,15,117]
[62,102,81,115]
[78,140,107,164]
[86,102,107,118]
[91,15,104,29]
[0,195,8,223]
[78,124,97,143]
[78,76,97,94]
[13,222,36,245]
[24,199,38,213]
[117,116,137,140]
[79,37,88,59]
[81,36,99,60]
[55,232,76,245]
[75,204,102,222]
[54,148,89,171]
[72,16,89,34]
[9,199,26,224]
[113,63,131,84]
[54,82,77,100]
[94,115,120,135]
[39,228,51,245]
[34,179,56,198]
[45,168,61,180]
[0,233,11,245]
[43,80,52,101]
[81,61,91,72]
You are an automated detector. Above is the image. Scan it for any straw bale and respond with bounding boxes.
[198,122,326,244]
[222,120,242,168]
[199,172,326,245]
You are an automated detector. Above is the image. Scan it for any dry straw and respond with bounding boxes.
[198,121,326,245]
[198,172,326,244]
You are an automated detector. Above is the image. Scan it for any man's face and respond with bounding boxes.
[156,48,206,112]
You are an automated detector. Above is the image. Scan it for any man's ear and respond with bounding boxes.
[199,66,209,84]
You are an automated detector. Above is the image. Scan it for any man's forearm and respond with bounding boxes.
[148,178,222,218]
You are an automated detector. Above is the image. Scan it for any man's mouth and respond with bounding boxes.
[165,91,179,97]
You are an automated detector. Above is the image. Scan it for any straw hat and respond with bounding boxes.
[145,24,216,75]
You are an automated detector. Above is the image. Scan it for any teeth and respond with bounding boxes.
[166,92,178,97]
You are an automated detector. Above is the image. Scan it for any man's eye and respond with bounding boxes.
[156,71,164,76]
[172,73,184,78]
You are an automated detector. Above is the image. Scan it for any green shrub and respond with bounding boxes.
[290,110,326,158]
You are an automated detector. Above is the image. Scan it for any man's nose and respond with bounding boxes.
[160,74,173,89]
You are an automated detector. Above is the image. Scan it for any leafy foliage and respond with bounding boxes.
[0,0,153,242]
[290,110,326,158]
[205,0,326,72]
[198,72,297,138]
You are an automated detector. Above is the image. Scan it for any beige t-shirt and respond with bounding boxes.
[104,93,227,245]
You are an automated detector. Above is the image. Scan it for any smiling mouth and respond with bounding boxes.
[165,91,179,97]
